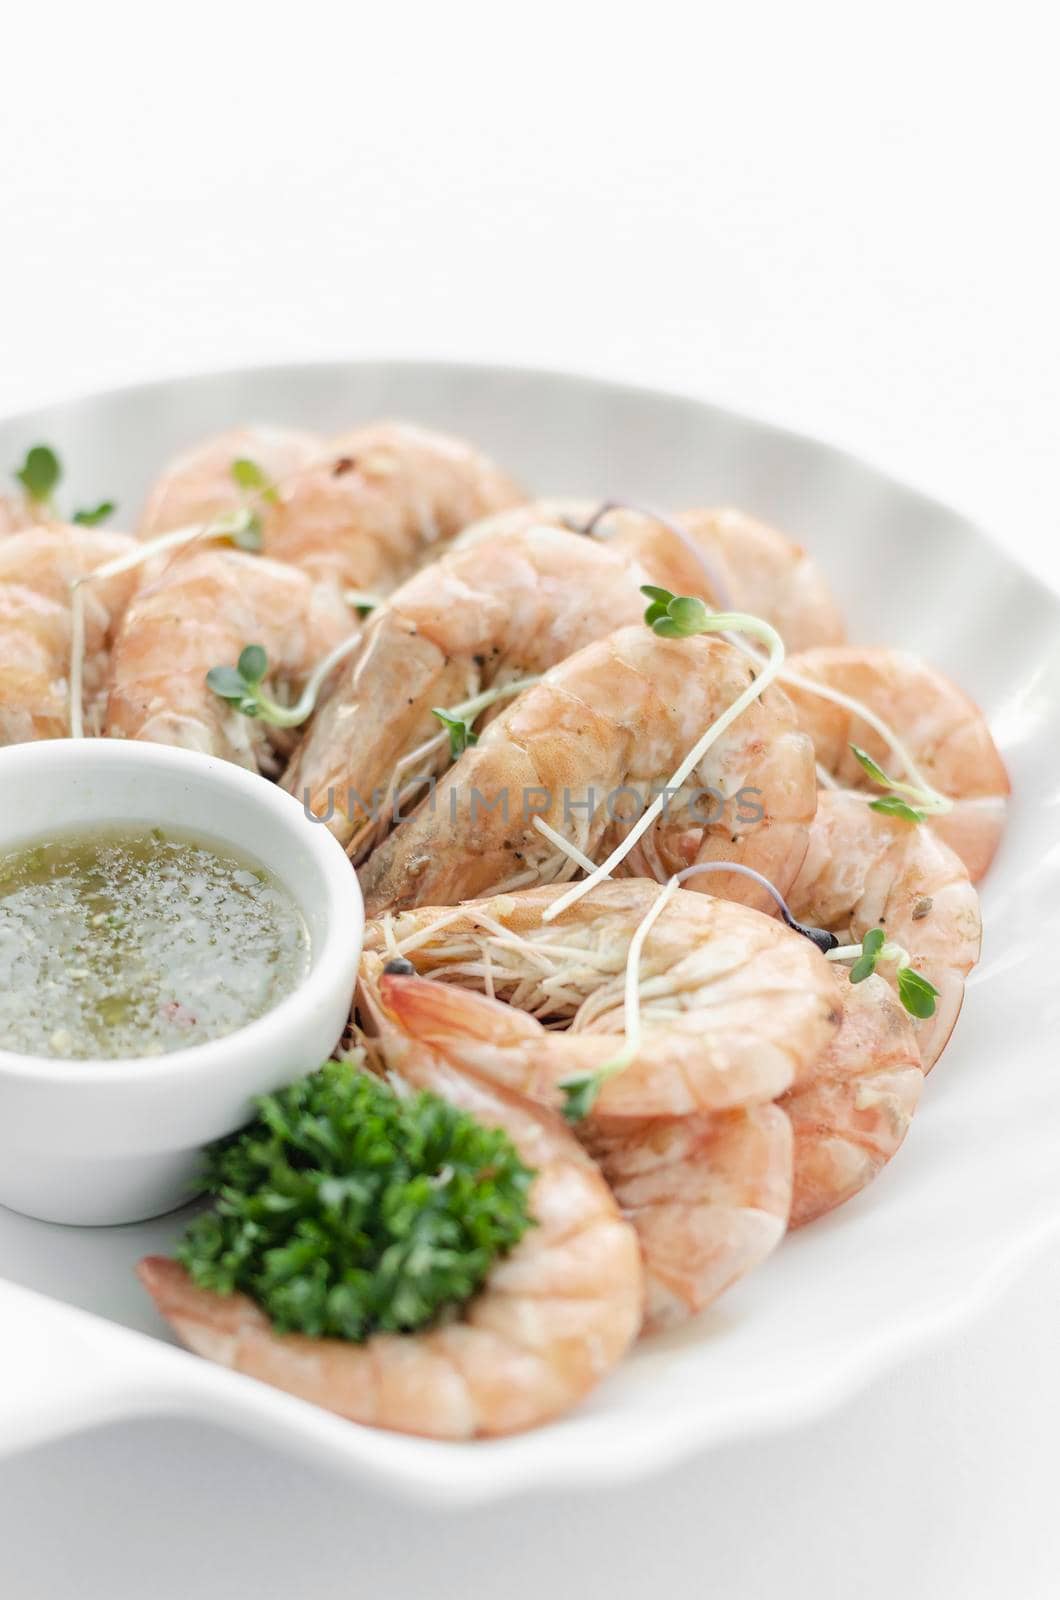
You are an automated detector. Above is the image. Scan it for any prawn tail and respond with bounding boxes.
[138,1256,255,1367]
[786,1063,923,1227]
[643,1205,789,1331]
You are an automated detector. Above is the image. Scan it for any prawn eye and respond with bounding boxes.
[383,957,417,976]
[793,923,840,954]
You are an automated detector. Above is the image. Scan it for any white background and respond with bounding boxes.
[1,5,1058,1595]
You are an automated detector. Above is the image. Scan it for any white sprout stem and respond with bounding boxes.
[671,860,797,920]
[393,906,478,958]
[542,612,785,922]
[827,939,912,970]
[720,632,951,814]
[532,815,600,875]
[780,668,950,812]
[368,674,544,837]
[815,761,840,791]
[256,631,363,727]
[381,674,553,842]
[882,941,913,972]
[385,730,449,795]
[587,874,682,1089]
[87,507,255,584]
[67,507,257,738]
[344,589,386,611]
[447,674,542,727]
[617,876,681,1060]
[68,588,88,739]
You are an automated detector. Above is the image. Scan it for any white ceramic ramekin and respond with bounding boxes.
[0,740,363,1226]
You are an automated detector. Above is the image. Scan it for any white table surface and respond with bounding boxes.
[1,6,1058,1595]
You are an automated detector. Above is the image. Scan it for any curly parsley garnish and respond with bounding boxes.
[175,1060,536,1340]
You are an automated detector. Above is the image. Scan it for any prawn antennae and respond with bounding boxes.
[671,862,839,954]
[578,500,735,613]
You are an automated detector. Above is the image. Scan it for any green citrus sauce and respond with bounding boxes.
[0,826,309,1060]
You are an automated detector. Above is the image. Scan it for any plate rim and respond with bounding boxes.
[2,351,1049,616]
[0,356,1055,1504]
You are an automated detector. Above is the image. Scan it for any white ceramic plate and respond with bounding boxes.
[0,361,1056,1506]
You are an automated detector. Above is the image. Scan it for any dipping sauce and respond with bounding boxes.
[0,827,310,1060]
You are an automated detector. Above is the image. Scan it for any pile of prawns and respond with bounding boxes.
[1,418,1008,1440]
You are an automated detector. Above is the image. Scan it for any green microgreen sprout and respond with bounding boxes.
[772,657,954,820]
[71,500,117,527]
[15,444,61,506]
[341,675,544,862]
[895,965,942,1019]
[206,644,269,715]
[849,744,948,822]
[847,925,886,983]
[828,927,940,1018]
[542,591,785,924]
[559,1048,634,1123]
[344,589,385,617]
[175,1057,536,1340]
[420,677,542,767]
[558,1072,607,1123]
[866,795,926,824]
[702,618,954,822]
[641,586,716,637]
[13,442,118,527]
[206,631,360,728]
[432,707,479,760]
[231,456,279,505]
